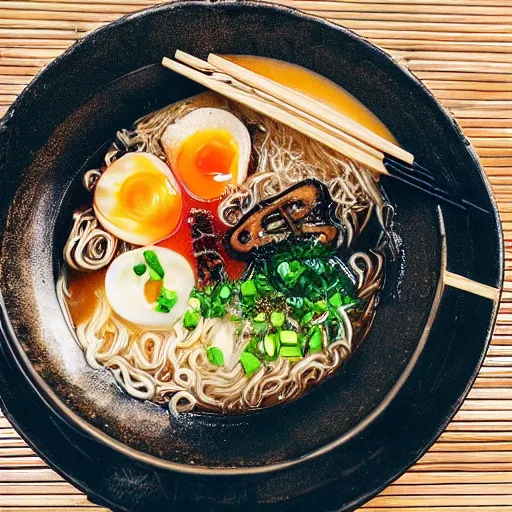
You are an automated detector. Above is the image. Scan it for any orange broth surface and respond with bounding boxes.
[65,56,394,326]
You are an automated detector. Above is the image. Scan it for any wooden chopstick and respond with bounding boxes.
[162,55,388,174]
[175,50,385,163]
[207,53,414,165]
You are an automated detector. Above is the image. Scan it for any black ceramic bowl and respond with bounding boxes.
[0,1,503,511]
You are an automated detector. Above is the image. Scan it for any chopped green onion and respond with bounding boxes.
[314,300,327,312]
[329,292,343,308]
[143,250,165,280]
[188,297,201,310]
[344,295,355,305]
[280,345,302,360]
[155,288,178,313]
[206,346,224,367]
[280,330,298,346]
[264,334,279,358]
[270,311,285,328]
[219,284,231,301]
[309,326,323,354]
[240,280,257,297]
[255,273,274,293]
[303,298,314,309]
[277,260,306,286]
[184,310,201,329]
[253,312,266,322]
[133,263,146,276]
[252,321,267,333]
[148,268,162,281]
[240,352,261,378]
[301,311,314,326]
[277,261,290,281]
[229,314,242,323]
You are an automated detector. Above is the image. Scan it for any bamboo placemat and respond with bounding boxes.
[1,0,512,510]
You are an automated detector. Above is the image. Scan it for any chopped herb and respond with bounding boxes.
[143,250,165,280]
[184,310,201,329]
[149,267,162,281]
[329,292,343,308]
[206,346,224,366]
[280,330,298,346]
[270,311,285,328]
[133,263,146,276]
[241,280,257,298]
[253,312,267,322]
[240,351,261,378]
[188,297,201,310]
[277,262,291,281]
[280,345,302,360]
[252,321,267,333]
[219,284,232,301]
[308,326,323,354]
[185,241,358,361]
[277,260,306,287]
[314,300,327,312]
[264,334,279,358]
[244,336,259,356]
[301,311,314,325]
[304,298,314,310]
[155,288,178,313]
[255,273,274,293]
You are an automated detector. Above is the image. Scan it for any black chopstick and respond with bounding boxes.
[383,156,491,217]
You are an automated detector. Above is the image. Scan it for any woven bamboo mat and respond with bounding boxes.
[1,0,512,510]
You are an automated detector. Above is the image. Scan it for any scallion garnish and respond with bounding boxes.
[308,326,323,354]
[253,312,266,323]
[280,330,298,346]
[252,321,267,333]
[155,287,178,313]
[301,311,314,326]
[329,292,343,308]
[240,280,257,297]
[143,250,165,280]
[133,263,147,276]
[270,311,285,328]
[280,345,302,360]
[184,310,201,329]
[314,300,327,312]
[219,284,232,301]
[240,351,261,378]
[188,297,201,310]
[264,334,278,358]
[206,346,224,366]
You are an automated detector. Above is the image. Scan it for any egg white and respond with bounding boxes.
[105,246,195,330]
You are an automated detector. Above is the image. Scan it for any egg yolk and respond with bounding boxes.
[175,129,239,200]
[144,279,163,304]
[94,153,183,245]
[117,171,177,224]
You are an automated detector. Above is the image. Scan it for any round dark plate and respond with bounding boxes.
[0,1,503,510]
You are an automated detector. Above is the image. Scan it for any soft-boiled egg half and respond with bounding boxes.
[105,247,194,330]
[94,152,182,245]
[162,108,251,201]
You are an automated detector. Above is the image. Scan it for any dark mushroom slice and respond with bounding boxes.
[225,179,342,260]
